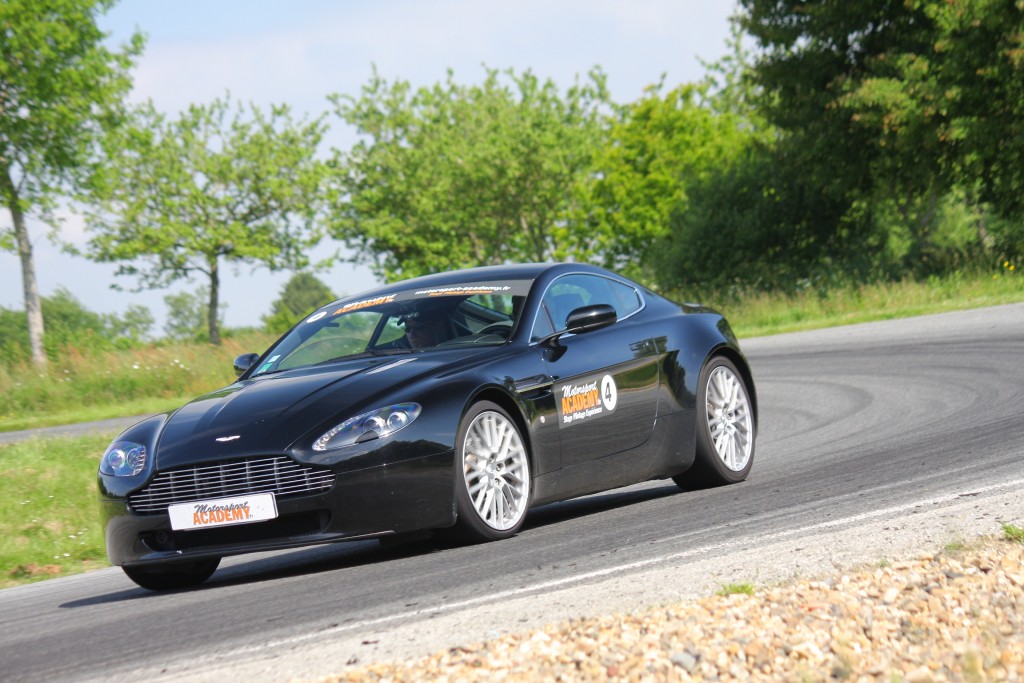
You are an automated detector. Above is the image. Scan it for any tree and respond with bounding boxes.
[83,96,330,344]
[329,67,610,281]
[921,0,1024,222]
[739,0,1024,270]
[655,143,875,295]
[584,82,755,282]
[103,304,154,344]
[0,288,152,362]
[261,272,336,334]
[0,0,142,367]
[163,287,222,342]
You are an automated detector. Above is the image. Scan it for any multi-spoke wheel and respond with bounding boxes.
[122,557,220,591]
[674,356,755,489]
[453,401,531,541]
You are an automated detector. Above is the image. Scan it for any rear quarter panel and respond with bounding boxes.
[646,298,757,426]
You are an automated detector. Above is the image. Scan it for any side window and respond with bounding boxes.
[535,274,642,338]
[544,280,591,330]
[604,279,642,319]
[530,305,554,342]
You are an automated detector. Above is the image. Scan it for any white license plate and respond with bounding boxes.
[168,493,278,531]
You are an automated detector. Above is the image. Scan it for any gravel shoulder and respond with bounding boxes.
[326,537,1024,682]
[143,484,1023,682]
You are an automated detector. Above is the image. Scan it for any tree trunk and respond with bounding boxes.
[208,256,221,345]
[1,166,46,368]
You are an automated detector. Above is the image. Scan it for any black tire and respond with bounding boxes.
[674,356,755,490]
[451,401,532,542]
[122,558,220,591]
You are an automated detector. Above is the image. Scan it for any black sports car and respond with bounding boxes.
[98,263,757,590]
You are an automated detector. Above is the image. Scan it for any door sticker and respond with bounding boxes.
[600,374,618,411]
[557,374,617,427]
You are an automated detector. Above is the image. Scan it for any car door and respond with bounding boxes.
[535,273,659,469]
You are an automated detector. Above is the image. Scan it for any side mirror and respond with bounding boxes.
[233,352,260,377]
[565,304,617,335]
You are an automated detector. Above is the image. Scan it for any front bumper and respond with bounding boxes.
[101,450,455,566]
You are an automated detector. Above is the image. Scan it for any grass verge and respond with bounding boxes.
[713,270,1024,339]
[0,434,113,588]
[0,331,275,433]
[0,396,189,433]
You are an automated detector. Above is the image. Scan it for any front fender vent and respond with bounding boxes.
[127,456,335,514]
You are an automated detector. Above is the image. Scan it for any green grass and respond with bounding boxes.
[0,396,190,433]
[712,269,1024,339]
[0,331,275,433]
[1002,523,1024,544]
[943,540,969,554]
[716,582,755,597]
[0,434,114,587]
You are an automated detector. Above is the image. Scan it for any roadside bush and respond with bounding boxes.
[0,289,153,364]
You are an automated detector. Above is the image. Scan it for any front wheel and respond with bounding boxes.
[452,401,531,542]
[674,356,755,490]
[122,557,220,591]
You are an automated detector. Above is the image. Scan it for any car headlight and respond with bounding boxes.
[313,403,422,451]
[99,441,147,477]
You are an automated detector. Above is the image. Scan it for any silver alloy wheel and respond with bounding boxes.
[461,410,530,531]
[705,365,754,472]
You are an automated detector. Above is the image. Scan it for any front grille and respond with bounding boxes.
[127,456,335,514]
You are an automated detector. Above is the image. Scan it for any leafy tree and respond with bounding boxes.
[103,304,154,344]
[0,0,142,367]
[655,144,876,295]
[329,67,610,281]
[921,0,1024,223]
[585,82,756,282]
[261,272,336,334]
[739,0,1024,270]
[83,96,331,344]
[163,287,223,342]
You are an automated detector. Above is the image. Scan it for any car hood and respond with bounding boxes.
[154,351,487,469]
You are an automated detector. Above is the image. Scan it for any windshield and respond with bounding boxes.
[251,280,533,376]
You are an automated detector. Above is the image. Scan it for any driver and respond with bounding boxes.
[401,308,451,348]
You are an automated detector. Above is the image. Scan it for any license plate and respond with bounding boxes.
[168,493,278,531]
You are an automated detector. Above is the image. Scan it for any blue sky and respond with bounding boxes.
[0,0,738,333]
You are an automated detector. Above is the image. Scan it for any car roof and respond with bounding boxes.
[331,262,618,306]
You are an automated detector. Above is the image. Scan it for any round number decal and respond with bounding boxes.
[601,374,618,411]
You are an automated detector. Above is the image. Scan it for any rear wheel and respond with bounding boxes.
[122,557,220,591]
[452,401,531,542]
[674,356,755,490]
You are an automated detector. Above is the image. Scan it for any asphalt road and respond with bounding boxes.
[0,415,152,445]
[2,303,1022,682]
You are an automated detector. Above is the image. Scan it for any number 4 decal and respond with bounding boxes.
[601,374,618,411]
